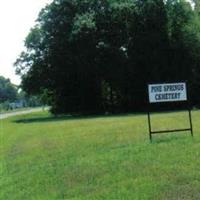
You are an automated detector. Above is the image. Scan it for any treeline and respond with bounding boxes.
[0,76,42,111]
[15,0,200,114]
[0,76,17,103]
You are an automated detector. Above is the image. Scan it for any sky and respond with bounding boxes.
[0,0,52,85]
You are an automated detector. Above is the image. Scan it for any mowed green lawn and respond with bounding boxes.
[1,110,200,200]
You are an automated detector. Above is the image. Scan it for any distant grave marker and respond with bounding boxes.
[147,82,193,141]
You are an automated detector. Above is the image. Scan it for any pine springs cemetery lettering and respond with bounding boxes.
[148,82,187,103]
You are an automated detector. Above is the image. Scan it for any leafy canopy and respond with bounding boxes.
[15,0,200,114]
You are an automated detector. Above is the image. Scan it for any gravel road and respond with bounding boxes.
[0,108,44,119]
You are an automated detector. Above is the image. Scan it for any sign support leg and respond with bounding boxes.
[147,111,152,141]
[188,109,193,137]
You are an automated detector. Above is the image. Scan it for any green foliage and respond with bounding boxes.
[72,12,96,36]
[0,76,17,103]
[1,110,200,199]
[15,0,200,114]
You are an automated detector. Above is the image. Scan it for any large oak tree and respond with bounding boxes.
[15,0,200,114]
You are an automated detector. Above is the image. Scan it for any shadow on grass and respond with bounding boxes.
[13,109,195,124]
[13,112,146,124]
[151,133,192,144]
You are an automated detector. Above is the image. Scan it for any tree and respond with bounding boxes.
[0,76,17,103]
[15,0,200,114]
[166,0,200,105]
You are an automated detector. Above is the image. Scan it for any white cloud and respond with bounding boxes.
[0,0,52,85]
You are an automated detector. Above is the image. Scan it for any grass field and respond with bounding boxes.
[1,110,200,199]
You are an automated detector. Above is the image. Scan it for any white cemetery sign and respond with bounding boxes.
[148,82,187,103]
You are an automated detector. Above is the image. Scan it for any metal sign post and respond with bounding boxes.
[147,82,193,141]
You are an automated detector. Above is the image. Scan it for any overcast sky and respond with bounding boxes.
[0,0,52,85]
